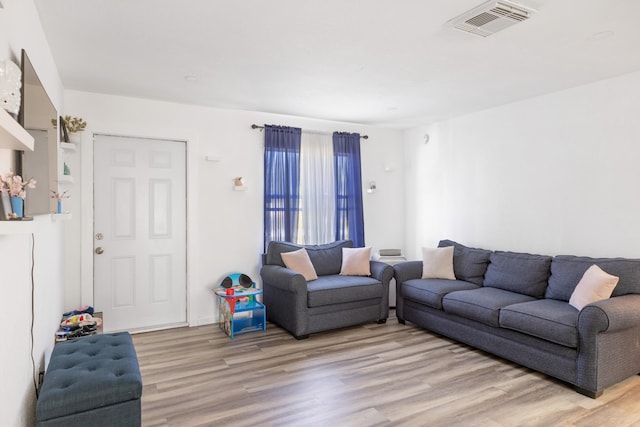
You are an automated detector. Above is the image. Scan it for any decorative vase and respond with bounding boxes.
[57,200,62,214]
[10,196,23,218]
[68,133,81,145]
[0,59,22,117]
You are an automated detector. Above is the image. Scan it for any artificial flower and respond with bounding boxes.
[51,190,70,201]
[0,172,36,199]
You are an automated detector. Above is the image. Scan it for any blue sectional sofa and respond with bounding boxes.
[394,239,640,398]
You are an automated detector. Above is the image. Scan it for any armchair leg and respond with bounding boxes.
[294,334,309,340]
[575,386,602,399]
[377,319,387,324]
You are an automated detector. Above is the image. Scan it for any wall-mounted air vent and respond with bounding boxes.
[449,1,534,37]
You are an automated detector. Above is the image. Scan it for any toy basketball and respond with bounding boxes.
[220,273,254,288]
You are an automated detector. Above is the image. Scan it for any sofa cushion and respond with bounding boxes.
[281,248,318,281]
[569,264,619,310]
[401,278,480,309]
[307,275,382,307]
[421,246,455,280]
[546,255,640,301]
[438,240,492,285]
[442,287,535,327]
[483,251,552,298]
[499,299,579,348]
[266,240,353,276]
[340,247,372,276]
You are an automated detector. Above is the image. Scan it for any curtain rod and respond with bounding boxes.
[251,124,368,139]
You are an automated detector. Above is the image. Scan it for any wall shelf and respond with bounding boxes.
[0,108,34,151]
[0,219,36,235]
[58,175,74,184]
[60,142,77,152]
[0,213,68,235]
[52,213,72,221]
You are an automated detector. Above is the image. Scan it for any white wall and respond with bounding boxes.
[404,70,640,261]
[63,90,405,326]
[0,1,66,425]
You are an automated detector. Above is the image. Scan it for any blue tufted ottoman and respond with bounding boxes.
[36,332,142,427]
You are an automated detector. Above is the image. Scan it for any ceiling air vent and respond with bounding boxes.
[449,1,534,37]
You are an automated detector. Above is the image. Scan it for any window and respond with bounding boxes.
[263,125,364,249]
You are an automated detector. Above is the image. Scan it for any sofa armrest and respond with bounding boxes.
[393,261,423,284]
[370,261,393,319]
[577,294,640,394]
[392,261,422,322]
[579,294,640,333]
[260,265,308,294]
[370,260,393,285]
[260,264,310,337]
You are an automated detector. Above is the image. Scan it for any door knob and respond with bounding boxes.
[95,247,104,255]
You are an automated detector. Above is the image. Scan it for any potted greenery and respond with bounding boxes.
[51,115,87,143]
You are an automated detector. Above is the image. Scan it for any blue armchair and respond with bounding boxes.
[260,240,393,339]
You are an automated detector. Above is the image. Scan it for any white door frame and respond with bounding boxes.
[80,130,199,328]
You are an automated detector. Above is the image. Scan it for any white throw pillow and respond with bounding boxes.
[569,264,619,310]
[281,248,318,281]
[340,247,372,276]
[421,246,456,280]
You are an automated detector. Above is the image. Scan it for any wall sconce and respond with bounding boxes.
[366,181,377,194]
[233,177,246,191]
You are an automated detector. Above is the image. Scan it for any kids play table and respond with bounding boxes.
[213,286,266,339]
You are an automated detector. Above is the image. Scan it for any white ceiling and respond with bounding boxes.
[34,0,640,129]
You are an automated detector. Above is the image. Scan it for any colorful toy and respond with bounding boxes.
[62,305,94,318]
[220,273,254,288]
[213,272,265,339]
[60,313,102,329]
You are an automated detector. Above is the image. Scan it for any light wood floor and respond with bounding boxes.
[132,311,640,427]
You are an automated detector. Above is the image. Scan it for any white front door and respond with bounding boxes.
[93,134,187,332]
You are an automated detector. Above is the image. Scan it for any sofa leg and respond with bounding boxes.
[575,386,602,399]
[294,334,309,340]
[377,319,387,324]
[397,318,406,325]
